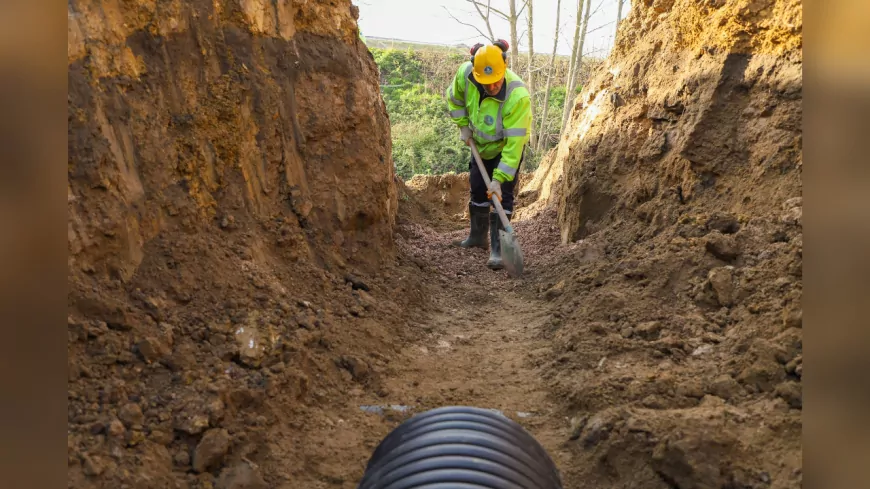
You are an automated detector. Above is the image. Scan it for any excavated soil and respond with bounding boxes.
[68,188,802,488]
[68,0,801,488]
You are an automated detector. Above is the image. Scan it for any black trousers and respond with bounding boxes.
[469,149,523,213]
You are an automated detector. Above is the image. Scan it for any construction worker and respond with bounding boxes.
[447,39,531,270]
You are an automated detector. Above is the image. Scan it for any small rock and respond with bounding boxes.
[174,449,191,467]
[357,289,377,310]
[543,281,565,300]
[782,197,802,209]
[775,381,802,408]
[786,355,802,377]
[174,413,210,435]
[705,232,739,261]
[708,267,735,307]
[137,336,169,364]
[699,394,726,407]
[781,206,802,226]
[641,394,666,409]
[339,356,369,382]
[294,313,314,329]
[269,362,286,374]
[149,429,174,446]
[345,274,370,291]
[118,403,144,427]
[107,418,126,438]
[770,230,789,243]
[193,429,231,473]
[677,380,705,399]
[568,415,588,440]
[207,398,226,425]
[216,463,268,489]
[707,374,742,400]
[234,325,265,368]
[589,322,609,335]
[782,307,802,329]
[226,388,261,411]
[82,454,106,476]
[774,328,802,363]
[105,312,135,332]
[634,321,662,340]
[88,421,106,435]
[127,429,146,447]
[580,412,615,448]
[706,213,740,234]
[737,357,786,392]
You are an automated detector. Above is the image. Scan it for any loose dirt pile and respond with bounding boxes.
[67,1,429,488]
[398,173,470,231]
[512,0,803,487]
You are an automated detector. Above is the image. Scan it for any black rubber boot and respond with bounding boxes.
[487,211,510,270]
[452,203,490,249]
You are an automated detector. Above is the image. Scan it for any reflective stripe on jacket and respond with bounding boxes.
[445,62,531,183]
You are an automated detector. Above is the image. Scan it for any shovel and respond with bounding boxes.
[468,140,525,278]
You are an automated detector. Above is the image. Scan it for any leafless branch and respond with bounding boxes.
[517,0,528,18]
[468,0,509,20]
[588,0,607,19]
[586,19,616,35]
[443,6,492,40]
[466,1,496,38]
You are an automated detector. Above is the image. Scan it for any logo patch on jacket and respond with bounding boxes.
[484,115,494,125]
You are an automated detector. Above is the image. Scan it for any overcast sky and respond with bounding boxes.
[355,0,631,58]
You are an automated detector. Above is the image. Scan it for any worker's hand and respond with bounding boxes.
[487,180,502,201]
[459,126,472,145]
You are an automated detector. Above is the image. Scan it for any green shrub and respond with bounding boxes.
[370,46,584,178]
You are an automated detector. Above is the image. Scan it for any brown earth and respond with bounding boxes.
[68,0,801,488]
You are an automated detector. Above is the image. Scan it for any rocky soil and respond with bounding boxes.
[67,0,801,488]
[513,0,803,487]
[68,1,424,487]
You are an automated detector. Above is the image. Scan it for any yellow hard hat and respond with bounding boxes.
[472,43,507,85]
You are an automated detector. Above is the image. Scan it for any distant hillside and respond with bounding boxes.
[365,36,469,53]
[364,36,576,61]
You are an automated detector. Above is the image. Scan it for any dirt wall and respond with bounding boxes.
[68,0,396,278]
[66,1,420,487]
[518,1,804,487]
[544,0,802,242]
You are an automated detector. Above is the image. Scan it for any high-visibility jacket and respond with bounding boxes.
[446,61,531,183]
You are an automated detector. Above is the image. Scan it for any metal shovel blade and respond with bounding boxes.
[499,229,524,278]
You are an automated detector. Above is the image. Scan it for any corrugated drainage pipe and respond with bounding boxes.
[358,406,563,489]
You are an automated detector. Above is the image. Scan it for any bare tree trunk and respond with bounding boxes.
[560,0,584,133]
[575,0,593,83]
[560,0,591,133]
[508,0,520,70]
[615,0,624,40]
[525,0,537,149]
[536,0,561,153]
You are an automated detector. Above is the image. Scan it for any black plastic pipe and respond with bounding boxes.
[358,406,563,489]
